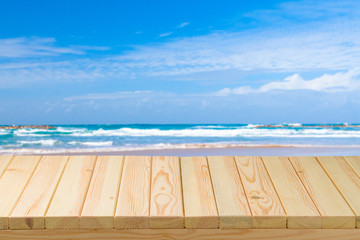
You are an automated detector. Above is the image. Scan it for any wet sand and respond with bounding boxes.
[18,146,360,156]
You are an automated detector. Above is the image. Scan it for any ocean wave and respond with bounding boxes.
[10,125,360,138]
[18,140,58,146]
[245,124,260,128]
[287,123,303,127]
[2,125,360,152]
[13,127,89,137]
[14,133,48,137]
[68,141,113,146]
[56,127,89,133]
[14,128,50,137]
[67,127,360,138]
[0,129,10,135]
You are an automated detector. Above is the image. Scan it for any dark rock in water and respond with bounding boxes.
[0,125,56,130]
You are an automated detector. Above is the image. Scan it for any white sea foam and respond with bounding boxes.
[245,124,260,128]
[2,144,22,148]
[13,127,89,137]
[15,133,48,137]
[0,129,9,135]
[56,127,89,133]
[68,141,113,146]
[287,123,303,127]
[8,125,360,138]
[14,128,49,137]
[11,125,360,138]
[67,127,360,138]
[18,140,58,146]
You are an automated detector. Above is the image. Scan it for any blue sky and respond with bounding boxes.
[0,0,360,124]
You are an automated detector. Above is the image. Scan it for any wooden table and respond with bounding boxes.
[0,155,359,239]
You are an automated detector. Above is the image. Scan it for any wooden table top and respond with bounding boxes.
[0,155,359,230]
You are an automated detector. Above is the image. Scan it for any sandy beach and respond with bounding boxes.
[10,145,359,156]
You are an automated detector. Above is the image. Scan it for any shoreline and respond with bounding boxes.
[2,145,360,156]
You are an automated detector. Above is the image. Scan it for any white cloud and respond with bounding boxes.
[159,32,173,37]
[0,37,108,58]
[109,1,360,76]
[243,1,359,22]
[216,68,360,96]
[177,22,189,28]
[66,69,360,101]
[216,87,253,96]
[260,69,360,92]
[0,1,360,88]
[120,23,360,76]
[2,21,360,87]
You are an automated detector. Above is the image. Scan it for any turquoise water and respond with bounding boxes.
[1,124,360,153]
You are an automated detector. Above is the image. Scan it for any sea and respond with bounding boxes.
[0,124,360,154]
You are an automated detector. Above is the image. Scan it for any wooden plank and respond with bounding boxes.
[115,156,151,229]
[0,155,13,178]
[289,156,355,228]
[317,156,360,227]
[9,156,69,230]
[235,156,286,229]
[150,156,183,229]
[262,156,321,228]
[207,156,252,228]
[80,156,124,229]
[181,156,218,229]
[344,156,360,177]
[46,156,97,230]
[0,156,41,229]
[1,229,360,240]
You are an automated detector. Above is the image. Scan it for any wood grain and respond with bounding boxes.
[0,156,41,229]
[207,156,252,228]
[317,156,360,227]
[235,156,286,229]
[115,156,151,229]
[289,156,355,228]
[3,155,360,231]
[261,156,321,229]
[344,156,360,177]
[0,155,13,178]
[46,156,97,230]
[9,156,69,230]
[181,156,218,229]
[0,229,360,240]
[80,156,124,229]
[150,156,183,228]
